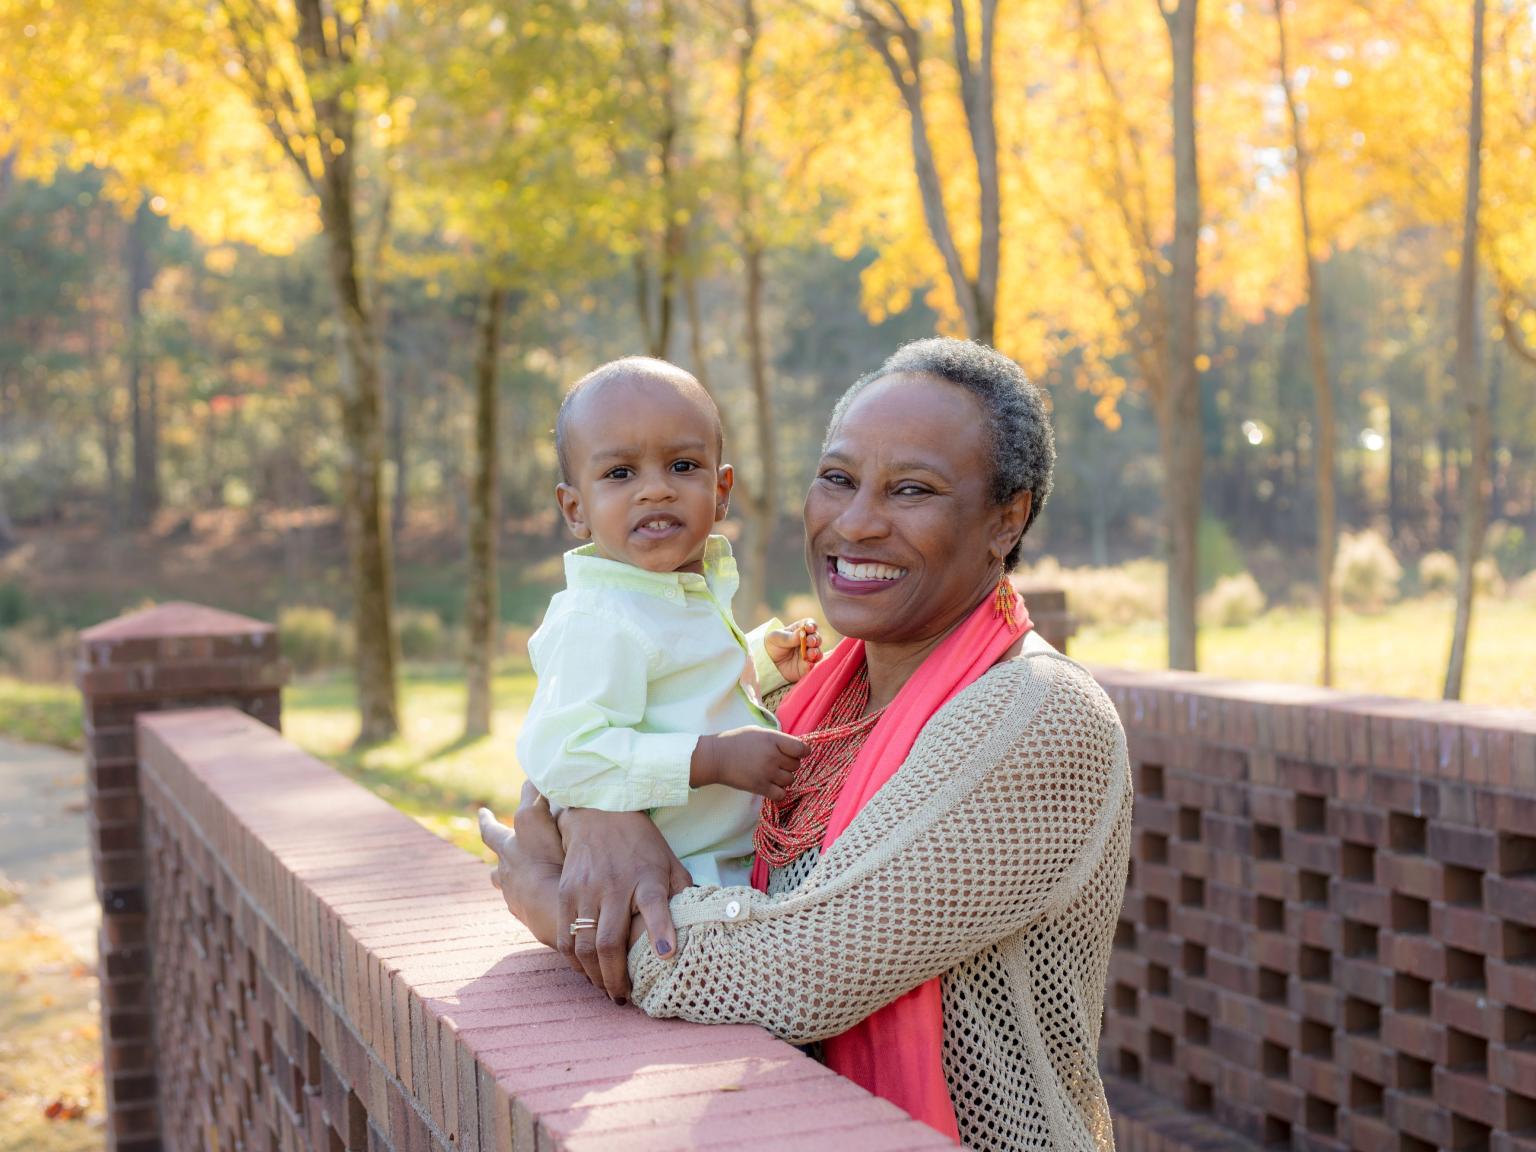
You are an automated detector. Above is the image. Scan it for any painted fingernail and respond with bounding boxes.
[615,996,628,1006]
[656,938,673,956]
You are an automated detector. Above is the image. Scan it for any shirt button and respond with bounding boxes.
[724,900,742,920]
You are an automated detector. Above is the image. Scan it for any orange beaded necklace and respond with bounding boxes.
[753,665,885,869]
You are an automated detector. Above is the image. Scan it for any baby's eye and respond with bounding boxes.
[604,466,634,480]
[670,460,700,474]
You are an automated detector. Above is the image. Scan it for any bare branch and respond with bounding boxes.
[1502,291,1536,366]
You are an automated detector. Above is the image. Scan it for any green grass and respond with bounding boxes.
[283,661,539,855]
[0,680,82,751]
[0,664,537,856]
[1072,594,1536,710]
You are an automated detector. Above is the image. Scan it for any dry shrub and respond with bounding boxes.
[1334,531,1402,614]
[1418,551,1458,594]
[397,608,451,661]
[1417,552,1506,598]
[0,620,77,681]
[1199,572,1266,628]
[1488,520,1531,580]
[1474,557,1506,598]
[1015,557,1165,628]
[278,606,351,673]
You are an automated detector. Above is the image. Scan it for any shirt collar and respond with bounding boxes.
[563,535,740,602]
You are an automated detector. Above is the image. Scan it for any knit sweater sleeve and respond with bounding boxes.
[628,651,1132,1044]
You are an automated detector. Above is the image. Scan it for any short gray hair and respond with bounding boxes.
[826,338,1054,570]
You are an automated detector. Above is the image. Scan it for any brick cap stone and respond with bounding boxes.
[82,602,274,643]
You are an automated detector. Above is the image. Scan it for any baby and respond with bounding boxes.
[516,357,820,888]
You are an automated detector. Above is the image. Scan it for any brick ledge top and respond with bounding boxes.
[1087,663,1536,731]
[82,601,274,642]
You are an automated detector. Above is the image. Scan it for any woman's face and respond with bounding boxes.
[804,372,1026,647]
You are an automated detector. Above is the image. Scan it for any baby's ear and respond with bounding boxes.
[555,482,590,538]
[714,464,735,521]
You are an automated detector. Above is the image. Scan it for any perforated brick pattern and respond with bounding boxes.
[133,706,944,1152]
[1093,669,1536,1152]
[145,766,387,1151]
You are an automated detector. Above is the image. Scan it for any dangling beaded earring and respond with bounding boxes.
[993,568,1021,631]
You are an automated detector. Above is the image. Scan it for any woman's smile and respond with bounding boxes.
[826,555,910,594]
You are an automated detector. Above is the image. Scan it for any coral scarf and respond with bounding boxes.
[750,588,1032,1142]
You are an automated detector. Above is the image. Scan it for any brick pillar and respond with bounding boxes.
[1017,586,1077,654]
[76,602,289,1152]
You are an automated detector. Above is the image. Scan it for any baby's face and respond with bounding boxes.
[556,375,731,575]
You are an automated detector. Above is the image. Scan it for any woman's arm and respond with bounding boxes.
[479,789,564,947]
[480,790,691,1000]
[627,656,1132,1043]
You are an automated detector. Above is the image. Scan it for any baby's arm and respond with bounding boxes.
[519,612,698,811]
[519,611,806,807]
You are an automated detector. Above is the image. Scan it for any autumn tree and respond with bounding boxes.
[1,0,400,738]
[125,199,163,526]
[1155,0,1202,668]
[1444,0,1488,700]
[388,0,624,736]
[210,0,400,739]
[843,0,1001,345]
[727,0,780,618]
[1271,0,1337,685]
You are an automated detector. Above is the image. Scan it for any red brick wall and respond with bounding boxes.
[1092,668,1536,1152]
[131,707,946,1152]
[78,602,287,1151]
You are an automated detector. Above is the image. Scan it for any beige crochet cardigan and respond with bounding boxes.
[629,638,1134,1150]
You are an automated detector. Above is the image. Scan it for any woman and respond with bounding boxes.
[482,338,1133,1150]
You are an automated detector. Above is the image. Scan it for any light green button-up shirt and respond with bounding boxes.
[516,536,784,888]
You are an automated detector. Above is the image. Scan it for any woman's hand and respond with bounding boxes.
[478,784,565,947]
[555,808,693,1002]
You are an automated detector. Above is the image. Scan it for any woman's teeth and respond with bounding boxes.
[835,558,907,582]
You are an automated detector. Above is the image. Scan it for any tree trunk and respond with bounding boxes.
[0,486,14,551]
[275,0,400,742]
[126,198,160,527]
[224,0,399,739]
[628,0,684,360]
[465,287,504,740]
[1438,423,1453,548]
[318,144,400,743]
[1273,0,1336,686]
[0,375,15,548]
[1387,401,1402,544]
[1161,0,1201,671]
[391,348,409,543]
[733,0,776,621]
[952,0,1001,342]
[1444,0,1488,701]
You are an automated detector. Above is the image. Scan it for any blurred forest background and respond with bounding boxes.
[2,0,1535,764]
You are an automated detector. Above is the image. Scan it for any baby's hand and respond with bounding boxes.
[690,727,805,801]
[765,617,823,683]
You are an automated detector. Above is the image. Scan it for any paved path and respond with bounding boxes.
[0,735,97,959]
